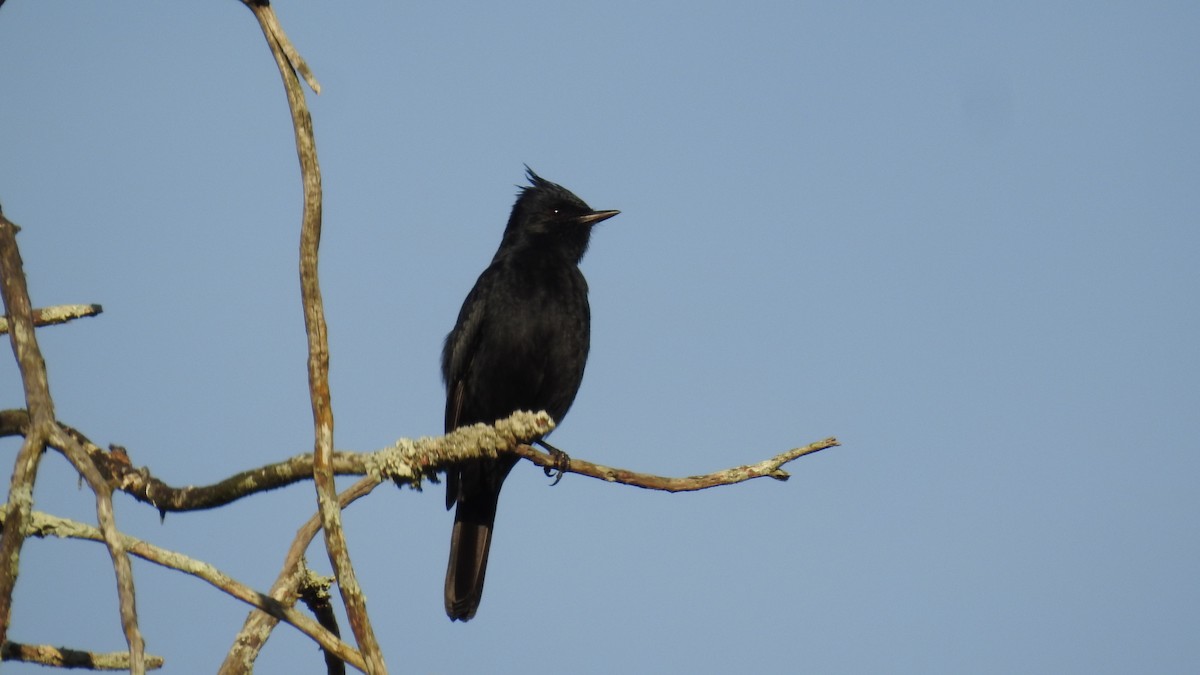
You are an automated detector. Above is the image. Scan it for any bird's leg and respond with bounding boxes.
[535,439,571,486]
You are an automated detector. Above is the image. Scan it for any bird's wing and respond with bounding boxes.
[442,265,498,509]
[445,377,466,435]
[442,260,503,386]
[444,377,466,510]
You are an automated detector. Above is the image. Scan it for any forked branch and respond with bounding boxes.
[1,409,837,509]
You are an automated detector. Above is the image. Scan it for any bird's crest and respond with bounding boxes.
[523,165,548,189]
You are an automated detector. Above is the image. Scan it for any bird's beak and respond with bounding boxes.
[575,209,620,226]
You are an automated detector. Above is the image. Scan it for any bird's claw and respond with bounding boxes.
[537,440,571,486]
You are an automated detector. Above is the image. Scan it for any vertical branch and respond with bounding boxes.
[0,211,146,674]
[242,4,387,673]
[0,210,50,648]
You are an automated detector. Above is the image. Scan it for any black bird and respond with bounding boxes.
[441,168,618,621]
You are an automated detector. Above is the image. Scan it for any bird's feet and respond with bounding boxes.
[536,439,571,486]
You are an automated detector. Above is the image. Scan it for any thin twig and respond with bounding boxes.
[512,436,842,491]
[240,0,321,94]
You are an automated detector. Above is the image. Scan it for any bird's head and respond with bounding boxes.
[500,167,619,262]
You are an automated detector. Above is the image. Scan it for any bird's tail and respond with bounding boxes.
[444,485,501,621]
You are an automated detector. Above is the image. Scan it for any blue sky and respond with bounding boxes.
[2,2,1198,673]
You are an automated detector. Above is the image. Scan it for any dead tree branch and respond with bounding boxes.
[241,2,386,672]
[0,210,51,649]
[1,211,148,673]
[5,510,368,673]
[1,407,837,507]
[220,476,380,674]
[0,641,164,670]
[0,303,102,334]
[514,436,841,491]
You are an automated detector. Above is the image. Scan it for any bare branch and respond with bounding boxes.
[214,418,836,669]
[0,641,165,670]
[0,214,52,419]
[239,0,321,94]
[2,408,836,505]
[0,410,556,512]
[0,212,146,673]
[221,477,380,674]
[13,511,368,673]
[512,436,842,491]
[0,303,102,334]
[0,212,52,648]
[241,3,385,671]
[49,425,147,675]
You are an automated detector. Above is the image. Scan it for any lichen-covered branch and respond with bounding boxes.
[297,568,346,675]
[0,303,102,334]
[0,409,556,513]
[2,407,836,507]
